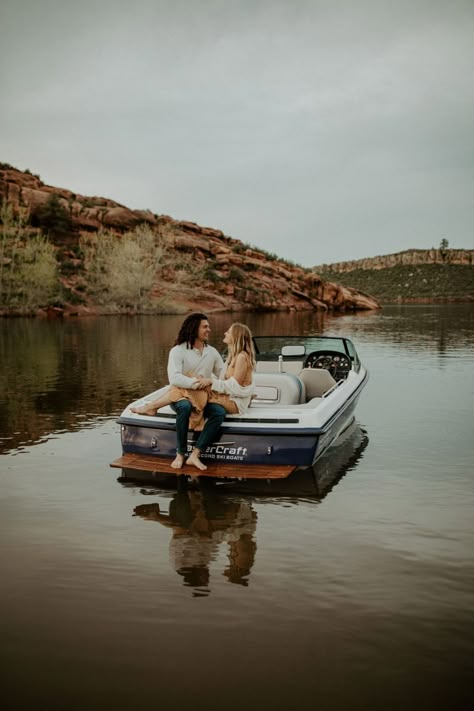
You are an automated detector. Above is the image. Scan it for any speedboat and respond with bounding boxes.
[112,335,368,478]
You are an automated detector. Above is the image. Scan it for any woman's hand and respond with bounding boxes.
[195,376,212,389]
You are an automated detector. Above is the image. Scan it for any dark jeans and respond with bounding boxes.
[195,402,227,452]
[171,400,226,455]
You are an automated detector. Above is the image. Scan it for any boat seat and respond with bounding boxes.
[298,368,337,399]
[255,360,304,375]
[250,372,306,406]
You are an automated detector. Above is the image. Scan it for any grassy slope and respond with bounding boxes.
[317,264,474,302]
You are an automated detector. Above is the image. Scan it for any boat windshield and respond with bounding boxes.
[252,336,359,365]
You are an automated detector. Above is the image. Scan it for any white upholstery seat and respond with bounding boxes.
[255,360,304,375]
[251,372,306,406]
[298,368,337,398]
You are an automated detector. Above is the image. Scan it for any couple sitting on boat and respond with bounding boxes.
[131,313,256,471]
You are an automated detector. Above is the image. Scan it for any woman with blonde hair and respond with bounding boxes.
[207,322,256,412]
[131,322,255,471]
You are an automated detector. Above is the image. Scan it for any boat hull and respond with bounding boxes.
[120,421,319,466]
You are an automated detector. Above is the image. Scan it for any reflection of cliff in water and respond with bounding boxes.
[133,485,257,596]
[0,316,180,453]
[127,421,368,596]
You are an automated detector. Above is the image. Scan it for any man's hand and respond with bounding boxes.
[195,376,212,389]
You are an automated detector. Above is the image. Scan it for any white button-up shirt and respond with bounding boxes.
[167,343,224,389]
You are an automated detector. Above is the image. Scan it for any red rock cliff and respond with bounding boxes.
[0,164,381,313]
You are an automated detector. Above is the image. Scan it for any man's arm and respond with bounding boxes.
[167,346,198,388]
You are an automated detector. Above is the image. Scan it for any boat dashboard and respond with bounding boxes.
[252,335,360,382]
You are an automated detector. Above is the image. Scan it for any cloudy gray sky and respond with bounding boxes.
[1,0,473,266]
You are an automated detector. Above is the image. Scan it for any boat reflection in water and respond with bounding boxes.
[125,420,368,596]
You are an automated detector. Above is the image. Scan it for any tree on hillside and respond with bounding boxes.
[32,193,72,234]
[439,238,450,263]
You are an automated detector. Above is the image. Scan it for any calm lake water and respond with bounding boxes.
[1,305,473,711]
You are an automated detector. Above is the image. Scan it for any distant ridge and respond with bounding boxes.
[314,250,474,304]
[314,248,474,274]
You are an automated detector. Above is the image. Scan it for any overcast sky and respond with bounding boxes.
[1,0,473,266]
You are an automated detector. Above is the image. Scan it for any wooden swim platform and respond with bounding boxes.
[110,453,295,480]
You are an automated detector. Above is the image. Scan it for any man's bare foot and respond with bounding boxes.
[131,405,157,416]
[171,454,185,469]
[186,452,207,471]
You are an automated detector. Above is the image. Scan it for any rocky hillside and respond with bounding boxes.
[315,248,473,273]
[0,164,380,315]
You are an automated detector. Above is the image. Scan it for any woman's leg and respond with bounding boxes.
[131,391,175,416]
[132,387,207,419]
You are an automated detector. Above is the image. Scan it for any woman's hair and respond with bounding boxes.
[175,313,208,348]
[227,323,256,369]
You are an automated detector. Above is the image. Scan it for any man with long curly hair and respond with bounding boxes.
[167,313,225,469]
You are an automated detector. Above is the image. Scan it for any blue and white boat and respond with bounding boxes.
[114,335,368,477]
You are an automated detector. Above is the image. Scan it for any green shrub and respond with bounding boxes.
[79,224,193,311]
[60,258,80,275]
[0,201,59,311]
[60,287,86,305]
[203,264,220,283]
[81,198,99,208]
[231,240,303,269]
[229,266,245,282]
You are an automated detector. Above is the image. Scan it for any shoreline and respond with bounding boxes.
[1,296,473,319]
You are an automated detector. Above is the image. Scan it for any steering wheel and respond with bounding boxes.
[304,350,352,380]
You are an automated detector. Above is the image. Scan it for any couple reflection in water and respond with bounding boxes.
[133,484,257,594]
